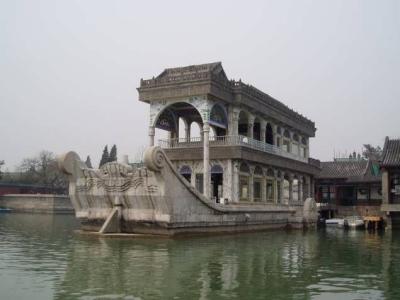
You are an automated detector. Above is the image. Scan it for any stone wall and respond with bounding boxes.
[0,194,73,214]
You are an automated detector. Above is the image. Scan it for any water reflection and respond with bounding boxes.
[0,214,399,300]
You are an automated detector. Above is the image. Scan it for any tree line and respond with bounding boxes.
[0,144,119,192]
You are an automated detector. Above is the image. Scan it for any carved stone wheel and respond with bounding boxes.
[144,146,165,172]
[57,151,81,175]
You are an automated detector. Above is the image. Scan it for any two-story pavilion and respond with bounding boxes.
[137,62,321,204]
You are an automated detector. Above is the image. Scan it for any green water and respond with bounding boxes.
[0,214,399,300]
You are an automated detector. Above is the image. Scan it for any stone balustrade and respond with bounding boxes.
[158,135,311,164]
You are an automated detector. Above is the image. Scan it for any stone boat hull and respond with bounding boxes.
[59,147,318,236]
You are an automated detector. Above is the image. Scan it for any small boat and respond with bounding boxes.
[345,216,364,229]
[325,218,344,226]
[0,208,12,213]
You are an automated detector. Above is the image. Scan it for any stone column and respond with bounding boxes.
[299,177,303,202]
[249,166,254,202]
[260,120,267,144]
[280,173,285,204]
[248,115,255,139]
[274,170,280,203]
[148,126,155,147]
[382,169,390,205]
[190,171,196,187]
[203,122,210,199]
[305,176,311,198]
[310,176,315,199]
[289,131,293,154]
[232,161,240,202]
[185,122,191,142]
[224,159,233,201]
[273,124,278,146]
[262,170,267,202]
[288,174,293,204]
[230,108,240,136]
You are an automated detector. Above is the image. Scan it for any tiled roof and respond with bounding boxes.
[318,159,381,183]
[318,160,368,179]
[156,62,227,80]
[381,137,400,167]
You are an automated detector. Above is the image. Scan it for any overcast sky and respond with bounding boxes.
[1,0,399,170]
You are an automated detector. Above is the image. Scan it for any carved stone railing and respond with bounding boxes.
[158,135,311,164]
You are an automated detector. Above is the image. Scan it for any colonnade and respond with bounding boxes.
[148,102,312,200]
[231,161,313,204]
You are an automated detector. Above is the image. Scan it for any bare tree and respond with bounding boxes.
[133,145,147,164]
[17,150,68,190]
[362,144,383,161]
[0,160,4,179]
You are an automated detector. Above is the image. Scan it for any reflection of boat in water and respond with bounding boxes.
[325,216,364,230]
[345,216,364,230]
[325,218,343,226]
[58,147,318,236]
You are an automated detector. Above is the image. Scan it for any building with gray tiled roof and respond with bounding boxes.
[316,158,382,219]
[380,137,400,228]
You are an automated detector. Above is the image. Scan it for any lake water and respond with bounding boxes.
[0,214,399,300]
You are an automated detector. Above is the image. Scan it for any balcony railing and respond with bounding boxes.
[158,135,310,163]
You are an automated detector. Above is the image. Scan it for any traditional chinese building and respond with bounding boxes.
[380,137,400,229]
[137,62,321,204]
[315,158,382,218]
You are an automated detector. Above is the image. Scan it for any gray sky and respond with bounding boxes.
[1,0,399,170]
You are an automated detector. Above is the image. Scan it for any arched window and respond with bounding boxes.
[190,122,202,139]
[239,162,250,201]
[266,123,274,145]
[253,118,261,141]
[254,166,263,176]
[253,166,263,202]
[283,130,290,138]
[240,162,250,173]
[154,102,203,146]
[238,111,249,137]
[211,164,223,174]
[209,103,228,130]
[179,165,192,183]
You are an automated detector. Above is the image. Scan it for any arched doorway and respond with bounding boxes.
[211,164,223,203]
[154,102,203,145]
[209,103,228,137]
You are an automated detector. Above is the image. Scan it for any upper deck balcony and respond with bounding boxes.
[159,135,321,175]
[159,135,308,163]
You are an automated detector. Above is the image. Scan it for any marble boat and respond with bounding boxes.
[59,147,318,236]
[59,62,321,236]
